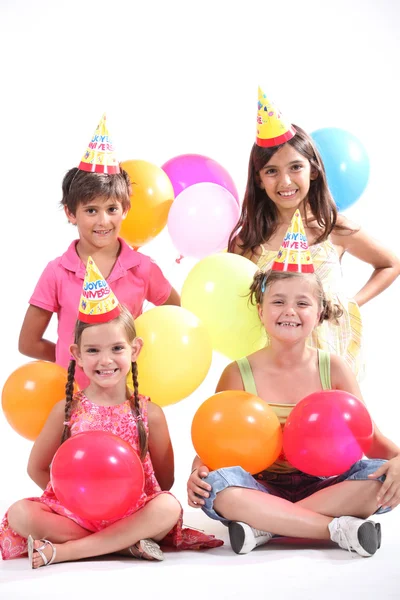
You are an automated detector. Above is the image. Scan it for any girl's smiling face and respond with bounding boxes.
[259,275,321,342]
[71,320,142,388]
[258,144,316,212]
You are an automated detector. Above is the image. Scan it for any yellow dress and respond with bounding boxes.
[257,238,363,379]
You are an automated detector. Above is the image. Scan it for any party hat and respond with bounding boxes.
[78,257,121,323]
[272,210,314,273]
[256,87,296,148]
[79,113,120,174]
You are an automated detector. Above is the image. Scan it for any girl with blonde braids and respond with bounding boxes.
[0,259,222,569]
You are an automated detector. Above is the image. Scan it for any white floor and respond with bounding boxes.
[1,508,399,600]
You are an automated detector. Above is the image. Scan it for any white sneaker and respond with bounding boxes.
[328,516,381,557]
[228,521,273,554]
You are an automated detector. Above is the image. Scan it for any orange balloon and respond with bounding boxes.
[120,160,174,247]
[191,391,283,474]
[2,361,73,440]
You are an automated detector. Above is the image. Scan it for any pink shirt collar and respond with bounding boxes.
[60,238,142,282]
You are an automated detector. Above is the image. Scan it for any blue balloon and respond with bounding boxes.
[311,128,370,211]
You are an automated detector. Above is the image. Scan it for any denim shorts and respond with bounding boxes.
[201,459,390,524]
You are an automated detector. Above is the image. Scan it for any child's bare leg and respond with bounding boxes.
[297,480,382,518]
[8,500,90,542]
[214,487,332,539]
[28,493,181,568]
[214,479,382,539]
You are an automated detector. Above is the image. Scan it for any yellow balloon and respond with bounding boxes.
[120,160,174,247]
[181,253,266,360]
[133,306,212,407]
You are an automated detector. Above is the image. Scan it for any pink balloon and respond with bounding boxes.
[283,391,374,477]
[161,154,240,205]
[167,182,240,259]
[51,431,144,521]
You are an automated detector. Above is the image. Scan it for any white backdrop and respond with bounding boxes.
[0,0,399,512]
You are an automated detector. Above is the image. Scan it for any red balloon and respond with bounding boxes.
[51,431,144,521]
[283,390,374,477]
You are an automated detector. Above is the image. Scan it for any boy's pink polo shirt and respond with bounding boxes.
[29,238,172,389]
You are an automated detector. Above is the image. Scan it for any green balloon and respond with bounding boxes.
[182,253,266,360]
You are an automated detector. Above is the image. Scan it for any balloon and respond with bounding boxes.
[134,306,212,407]
[120,160,174,247]
[192,391,283,473]
[181,253,267,360]
[51,431,144,521]
[311,128,370,211]
[161,153,239,205]
[167,183,240,259]
[1,361,74,441]
[283,390,374,477]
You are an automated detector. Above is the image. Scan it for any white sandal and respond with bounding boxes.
[28,534,57,569]
[129,539,164,561]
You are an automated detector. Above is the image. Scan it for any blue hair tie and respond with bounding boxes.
[261,274,267,294]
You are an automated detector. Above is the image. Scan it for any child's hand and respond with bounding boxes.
[369,456,400,509]
[187,466,211,508]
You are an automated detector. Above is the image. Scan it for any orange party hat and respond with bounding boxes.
[79,113,120,174]
[272,210,314,273]
[256,87,296,148]
[78,257,121,323]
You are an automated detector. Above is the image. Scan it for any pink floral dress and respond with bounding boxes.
[0,391,223,560]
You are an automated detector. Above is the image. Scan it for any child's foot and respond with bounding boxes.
[28,535,58,569]
[328,516,381,557]
[228,521,273,554]
[129,539,164,561]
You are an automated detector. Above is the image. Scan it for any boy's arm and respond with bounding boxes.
[146,259,181,307]
[19,305,56,362]
[162,286,181,307]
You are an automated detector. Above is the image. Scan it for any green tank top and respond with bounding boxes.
[237,348,331,395]
[236,349,331,474]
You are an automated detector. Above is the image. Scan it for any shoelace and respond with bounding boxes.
[337,527,355,559]
[253,528,271,538]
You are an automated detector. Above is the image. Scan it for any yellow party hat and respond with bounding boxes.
[272,210,314,273]
[256,87,296,148]
[78,257,121,323]
[79,113,120,174]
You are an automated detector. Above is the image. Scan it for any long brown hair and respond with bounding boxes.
[228,125,346,256]
[62,305,148,460]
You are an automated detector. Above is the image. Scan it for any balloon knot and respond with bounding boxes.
[175,255,184,264]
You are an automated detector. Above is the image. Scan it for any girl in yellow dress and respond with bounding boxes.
[228,89,400,378]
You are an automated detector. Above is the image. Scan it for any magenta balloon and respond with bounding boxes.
[167,182,240,259]
[161,153,240,205]
[283,390,374,477]
[51,431,144,521]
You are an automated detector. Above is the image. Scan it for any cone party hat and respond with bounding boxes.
[79,113,120,174]
[272,210,314,273]
[78,257,121,323]
[256,87,296,148]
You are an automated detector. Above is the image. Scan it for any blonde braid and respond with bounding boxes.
[61,359,76,443]
[129,361,148,460]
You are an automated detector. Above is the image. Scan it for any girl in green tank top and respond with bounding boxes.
[188,269,400,558]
